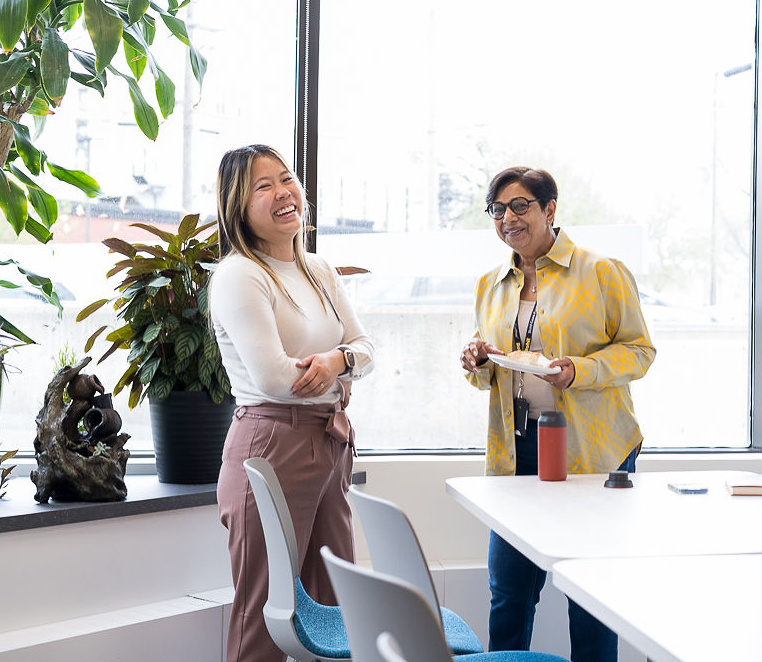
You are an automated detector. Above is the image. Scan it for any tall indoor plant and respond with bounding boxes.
[0,0,206,342]
[1,0,209,478]
[77,213,234,483]
[0,0,206,235]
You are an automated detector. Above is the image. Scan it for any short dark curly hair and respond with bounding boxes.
[486,167,558,210]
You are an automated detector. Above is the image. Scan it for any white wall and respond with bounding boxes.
[4,453,762,661]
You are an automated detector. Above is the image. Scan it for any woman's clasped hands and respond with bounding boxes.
[292,349,349,399]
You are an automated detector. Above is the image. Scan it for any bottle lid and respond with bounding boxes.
[538,410,566,427]
[604,470,634,488]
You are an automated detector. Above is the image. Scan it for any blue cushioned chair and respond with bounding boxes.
[349,485,483,655]
[243,457,350,662]
[321,546,571,662]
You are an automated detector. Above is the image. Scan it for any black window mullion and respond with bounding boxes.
[295,0,320,253]
[751,0,762,449]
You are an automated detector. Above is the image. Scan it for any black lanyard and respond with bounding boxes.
[513,302,538,351]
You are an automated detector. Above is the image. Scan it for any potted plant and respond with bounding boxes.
[77,213,234,483]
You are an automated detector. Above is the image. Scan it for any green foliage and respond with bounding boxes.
[0,328,26,381]
[0,257,61,346]
[0,448,18,499]
[55,341,79,404]
[0,0,206,349]
[0,0,206,240]
[92,440,110,456]
[77,214,231,408]
[55,341,79,370]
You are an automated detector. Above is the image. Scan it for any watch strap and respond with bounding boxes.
[338,345,354,375]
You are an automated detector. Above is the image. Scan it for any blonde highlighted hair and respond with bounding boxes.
[215,144,335,314]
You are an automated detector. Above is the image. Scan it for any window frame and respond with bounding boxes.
[299,0,762,454]
[751,0,762,451]
[295,0,320,253]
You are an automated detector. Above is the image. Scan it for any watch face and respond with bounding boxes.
[345,349,355,368]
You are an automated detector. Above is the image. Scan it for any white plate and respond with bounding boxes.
[487,353,561,376]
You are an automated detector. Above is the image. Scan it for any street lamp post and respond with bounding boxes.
[709,63,752,306]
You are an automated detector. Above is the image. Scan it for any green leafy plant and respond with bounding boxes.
[0,448,18,498]
[0,0,206,342]
[0,324,31,365]
[54,340,79,405]
[0,257,62,347]
[77,213,231,407]
[55,340,79,370]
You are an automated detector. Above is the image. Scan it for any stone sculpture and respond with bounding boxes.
[31,357,130,503]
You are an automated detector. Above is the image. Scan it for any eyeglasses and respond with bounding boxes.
[485,197,539,220]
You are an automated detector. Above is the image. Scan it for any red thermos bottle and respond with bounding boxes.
[538,411,567,481]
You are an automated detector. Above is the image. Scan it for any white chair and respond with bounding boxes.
[349,485,483,654]
[243,457,351,662]
[321,545,571,662]
[376,633,407,662]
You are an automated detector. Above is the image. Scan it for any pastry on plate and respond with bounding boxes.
[503,350,552,368]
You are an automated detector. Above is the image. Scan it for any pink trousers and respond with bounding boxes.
[217,403,355,662]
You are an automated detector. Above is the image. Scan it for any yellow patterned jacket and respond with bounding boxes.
[466,228,656,476]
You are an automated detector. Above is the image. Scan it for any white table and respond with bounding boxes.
[445,471,762,570]
[552,554,762,662]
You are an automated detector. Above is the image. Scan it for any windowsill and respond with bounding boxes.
[3,451,761,536]
[0,474,218,534]
[1,459,367,535]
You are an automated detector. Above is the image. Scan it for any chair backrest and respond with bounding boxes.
[321,545,453,662]
[376,633,408,662]
[242,457,314,662]
[349,485,441,614]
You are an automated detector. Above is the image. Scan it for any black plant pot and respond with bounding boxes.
[149,391,236,484]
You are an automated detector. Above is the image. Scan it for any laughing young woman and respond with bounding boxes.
[211,144,375,662]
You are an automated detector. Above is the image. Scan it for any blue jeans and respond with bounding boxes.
[488,419,637,662]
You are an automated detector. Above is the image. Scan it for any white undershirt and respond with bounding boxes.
[512,299,555,418]
[210,251,374,406]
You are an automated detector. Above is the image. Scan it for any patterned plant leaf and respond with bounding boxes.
[138,355,160,383]
[171,325,202,361]
[202,331,219,360]
[146,374,173,401]
[142,321,162,343]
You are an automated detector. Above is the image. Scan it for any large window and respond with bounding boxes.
[316,0,756,450]
[1,1,296,453]
[1,0,758,454]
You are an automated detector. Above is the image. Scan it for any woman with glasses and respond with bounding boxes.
[211,144,375,662]
[459,167,655,662]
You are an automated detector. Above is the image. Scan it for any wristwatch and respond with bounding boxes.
[339,346,355,375]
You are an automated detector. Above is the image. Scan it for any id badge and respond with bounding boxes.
[514,397,529,437]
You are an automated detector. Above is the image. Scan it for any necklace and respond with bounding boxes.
[530,285,537,293]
